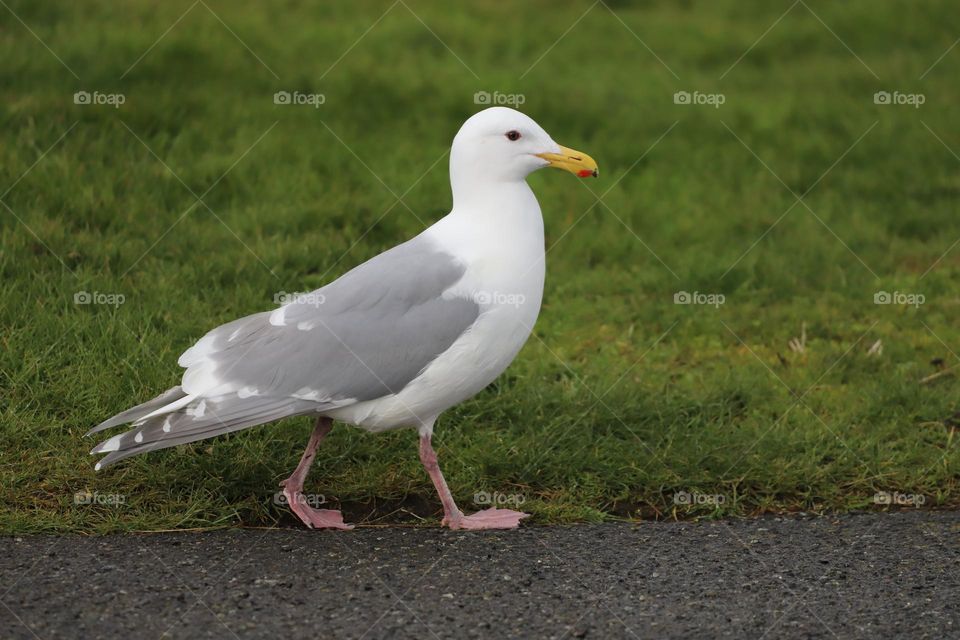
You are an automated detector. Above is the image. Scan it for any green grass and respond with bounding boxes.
[2,0,960,533]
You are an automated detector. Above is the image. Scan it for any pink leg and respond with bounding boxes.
[280,417,352,530]
[419,433,528,530]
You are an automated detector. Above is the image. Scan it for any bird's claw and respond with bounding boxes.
[443,507,529,530]
[283,487,353,530]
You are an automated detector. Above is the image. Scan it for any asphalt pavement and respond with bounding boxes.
[2,511,958,639]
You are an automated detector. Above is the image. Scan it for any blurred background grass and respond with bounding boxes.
[1,0,959,532]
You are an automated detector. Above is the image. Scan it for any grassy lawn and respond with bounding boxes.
[2,0,959,533]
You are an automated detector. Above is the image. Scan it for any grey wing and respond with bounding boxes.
[179,233,480,402]
[90,233,479,468]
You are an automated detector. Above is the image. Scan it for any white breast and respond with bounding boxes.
[326,183,546,432]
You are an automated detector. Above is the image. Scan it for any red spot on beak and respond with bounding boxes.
[578,169,597,178]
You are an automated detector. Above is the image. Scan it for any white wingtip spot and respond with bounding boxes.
[134,431,143,443]
[162,417,172,433]
[269,306,287,326]
[94,462,102,471]
[292,387,323,401]
[97,434,123,452]
[186,399,207,419]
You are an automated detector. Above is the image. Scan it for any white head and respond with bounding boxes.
[448,107,597,201]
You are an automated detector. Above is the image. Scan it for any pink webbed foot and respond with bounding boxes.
[417,433,528,531]
[444,507,529,531]
[283,487,354,530]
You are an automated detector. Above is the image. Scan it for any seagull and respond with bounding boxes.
[89,106,598,530]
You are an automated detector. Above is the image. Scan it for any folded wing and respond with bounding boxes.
[90,234,480,468]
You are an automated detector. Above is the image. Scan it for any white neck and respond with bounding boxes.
[427,176,545,272]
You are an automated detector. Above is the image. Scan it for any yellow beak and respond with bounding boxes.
[536,145,598,178]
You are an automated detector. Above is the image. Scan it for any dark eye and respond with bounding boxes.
[505,130,521,141]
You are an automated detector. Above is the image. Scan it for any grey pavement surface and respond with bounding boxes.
[2,511,958,639]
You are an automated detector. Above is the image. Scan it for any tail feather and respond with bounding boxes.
[90,394,323,469]
[87,386,187,436]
